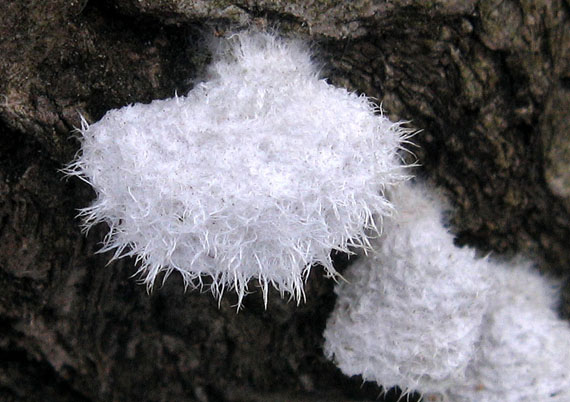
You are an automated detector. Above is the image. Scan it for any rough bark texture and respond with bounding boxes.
[1,1,569,401]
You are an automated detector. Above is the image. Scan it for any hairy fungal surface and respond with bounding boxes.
[65,32,409,304]
[323,182,493,394]
[450,263,570,402]
[324,182,570,400]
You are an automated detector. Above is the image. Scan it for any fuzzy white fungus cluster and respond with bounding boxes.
[450,262,570,401]
[324,183,493,394]
[323,182,570,400]
[65,32,409,304]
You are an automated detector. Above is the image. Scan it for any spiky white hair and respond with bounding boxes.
[65,31,410,305]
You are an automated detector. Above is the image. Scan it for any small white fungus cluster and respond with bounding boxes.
[65,32,409,304]
[324,183,493,394]
[450,263,570,401]
[323,182,570,400]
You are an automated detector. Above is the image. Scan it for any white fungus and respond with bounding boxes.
[323,181,570,400]
[65,32,409,304]
[449,262,570,402]
[323,182,493,395]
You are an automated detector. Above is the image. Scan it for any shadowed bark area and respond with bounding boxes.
[1,0,568,401]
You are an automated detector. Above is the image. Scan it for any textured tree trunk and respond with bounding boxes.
[1,1,569,401]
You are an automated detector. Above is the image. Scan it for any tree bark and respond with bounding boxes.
[1,1,569,401]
